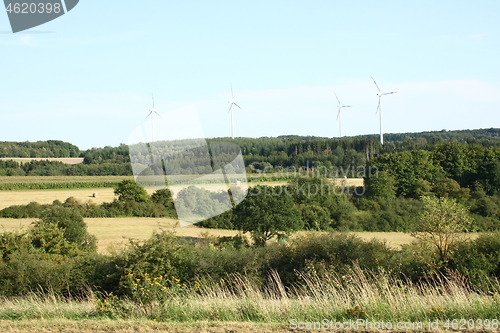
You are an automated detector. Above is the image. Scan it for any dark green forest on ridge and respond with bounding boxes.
[1,127,500,177]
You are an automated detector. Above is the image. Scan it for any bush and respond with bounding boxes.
[36,206,97,252]
[119,231,198,293]
[114,179,149,202]
[299,204,331,230]
[0,252,76,296]
[451,232,500,290]
[0,202,49,218]
[267,232,395,286]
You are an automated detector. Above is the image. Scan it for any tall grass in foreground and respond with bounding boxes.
[1,267,499,325]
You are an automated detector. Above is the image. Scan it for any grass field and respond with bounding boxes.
[0,265,497,332]
[0,216,428,254]
[0,175,364,208]
[0,157,84,164]
[0,319,286,333]
[0,188,118,209]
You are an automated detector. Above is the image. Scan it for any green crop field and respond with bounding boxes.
[0,175,134,190]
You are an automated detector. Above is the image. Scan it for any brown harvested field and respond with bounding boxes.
[0,157,84,164]
[0,217,242,254]
[0,188,118,209]
[0,178,365,209]
[2,217,475,254]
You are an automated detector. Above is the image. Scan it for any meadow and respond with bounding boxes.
[0,175,494,332]
[0,265,498,332]
[0,217,418,254]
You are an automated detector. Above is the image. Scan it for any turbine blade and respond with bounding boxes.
[154,111,162,118]
[371,77,381,93]
[146,111,153,118]
[228,104,233,113]
[376,97,381,114]
[336,109,341,120]
[233,102,242,110]
[334,93,341,105]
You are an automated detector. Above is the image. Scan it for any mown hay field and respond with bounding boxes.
[0,157,84,164]
[0,216,421,254]
[0,175,364,208]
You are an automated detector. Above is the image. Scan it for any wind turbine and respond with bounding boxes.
[228,84,242,139]
[334,93,352,138]
[372,77,397,145]
[146,94,161,142]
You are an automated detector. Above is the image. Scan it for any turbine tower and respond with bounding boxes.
[228,84,242,139]
[146,94,161,142]
[334,93,352,138]
[371,77,397,145]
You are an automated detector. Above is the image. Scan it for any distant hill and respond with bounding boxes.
[1,128,499,159]
[0,140,81,158]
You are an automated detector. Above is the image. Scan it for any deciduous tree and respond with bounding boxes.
[412,196,473,263]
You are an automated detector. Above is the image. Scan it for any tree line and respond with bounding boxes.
[2,128,500,176]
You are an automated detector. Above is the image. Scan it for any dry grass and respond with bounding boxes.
[0,188,118,209]
[295,230,417,248]
[0,266,497,331]
[0,216,425,253]
[0,157,84,164]
[85,218,240,254]
[0,217,242,254]
[0,319,286,332]
[0,177,364,209]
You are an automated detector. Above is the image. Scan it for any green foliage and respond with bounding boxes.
[370,150,445,197]
[151,188,174,208]
[195,209,234,229]
[0,231,31,261]
[299,204,331,230]
[0,201,48,218]
[355,197,423,232]
[119,231,196,287]
[29,221,80,256]
[0,140,80,158]
[175,186,231,220]
[412,196,473,263]
[365,171,396,200]
[266,232,394,286]
[432,178,471,202]
[38,206,94,247]
[451,232,500,290]
[233,185,303,246]
[114,179,149,202]
[0,252,76,296]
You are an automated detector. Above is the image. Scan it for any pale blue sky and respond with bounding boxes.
[1,1,499,149]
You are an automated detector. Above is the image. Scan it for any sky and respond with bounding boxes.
[1,0,500,150]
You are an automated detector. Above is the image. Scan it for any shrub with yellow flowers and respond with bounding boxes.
[120,272,200,305]
[93,291,124,317]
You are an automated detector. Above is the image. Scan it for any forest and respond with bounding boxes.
[1,128,500,176]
